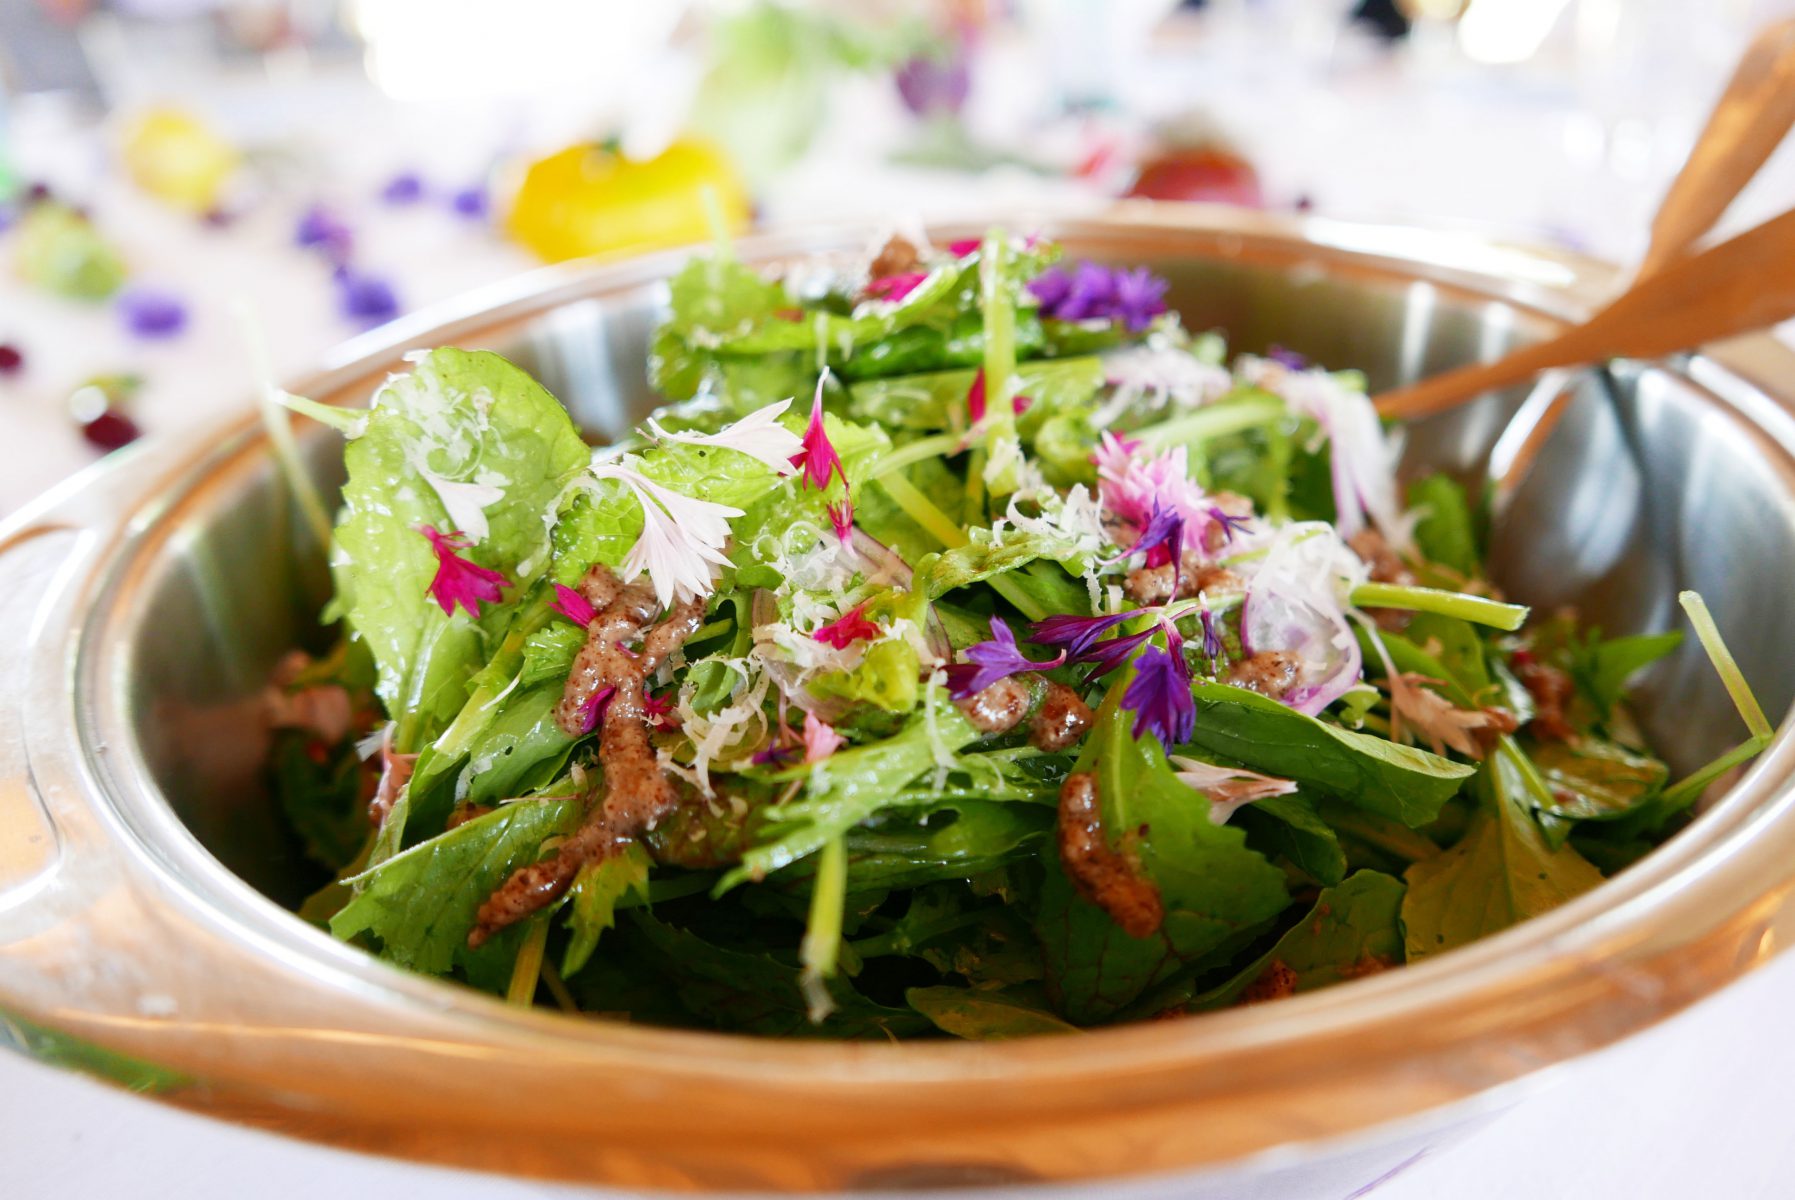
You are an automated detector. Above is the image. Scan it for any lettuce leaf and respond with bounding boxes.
[331,349,589,738]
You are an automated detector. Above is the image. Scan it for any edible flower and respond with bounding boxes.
[334,267,401,326]
[588,462,743,607]
[803,712,846,763]
[827,499,855,547]
[944,617,1067,699]
[1030,610,1135,658]
[1168,756,1297,825]
[646,398,803,476]
[380,172,426,205]
[450,183,490,220]
[789,373,846,491]
[1029,262,1168,331]
[418,524,510,618]
[812,601,881,649]
[966,369,1030,425]
[574,686,615,735]
[1122,620,1195,746]
[645,690,679,730]
[117,287,188,339]
[551,583,596,626]
[1256,360,1411,549]
[864,272,927,303]
[294,203,352,261]
[947,238,981,257]
[1093,432,1224,551]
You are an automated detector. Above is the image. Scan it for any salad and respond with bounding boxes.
[267,230,1770,1038]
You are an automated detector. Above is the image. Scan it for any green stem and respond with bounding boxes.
[1351,582,1528,632]
[1679,591,1773,739]
[1135,397,1286,449]
[506,916,550,1006]
[876,473,966,547]
[276,391,367,437]
[864,432,959,482]
[799,836,848,1023]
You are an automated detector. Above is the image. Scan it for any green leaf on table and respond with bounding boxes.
[1402,741,1604,961]
[331,794,582,975]
[906,986,1079,1040]
[1036,684,1290,1024]
[1184,682,1475,828]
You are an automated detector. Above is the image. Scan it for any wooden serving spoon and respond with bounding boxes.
[1375,17,1795,422]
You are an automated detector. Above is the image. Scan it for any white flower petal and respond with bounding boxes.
[590,463,744,607]
[1169,755,1298,825]
[646,398,802,476]
[420,468,505,543]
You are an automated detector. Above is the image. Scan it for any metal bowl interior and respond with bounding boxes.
[8,209,1795,1195]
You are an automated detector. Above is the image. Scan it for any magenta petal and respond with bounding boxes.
[789,378,845,491]
[967,368,987,424]
[419,525,510,618]
[551,583,597,626]
[812,601,881,649]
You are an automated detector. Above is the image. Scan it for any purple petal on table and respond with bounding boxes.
[118,288,189,339]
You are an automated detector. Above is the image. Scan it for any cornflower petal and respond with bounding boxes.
[803,712,846,763]
[1121,622,1195,746]
[550,583,596,626]
[418,524,510,618]
[1112,266,1169,331]
[1029,610,1136,659]
[827,499,855,547]
[646,397,802,476]
[789,372,846,491]
[864,271,928,303]
[812,601,881,649]
[946,617,1067,698]
[967,368,987,425]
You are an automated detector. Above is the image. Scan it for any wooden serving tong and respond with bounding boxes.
[1373,18,1795,425]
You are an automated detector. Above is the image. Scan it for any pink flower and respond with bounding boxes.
[1168,756,1297,825]
[828,499,855,546]
[789,373,846,492]
[574,685,616,735]
[418,525,509,618]
[1092,432,1221,550]
[645,690,679,730]
[864,272,928,303]
[802,712,846,763]
[551,583,596,626]
[812,601,881,649]
[947,238,981,257]
[967,368,987,424]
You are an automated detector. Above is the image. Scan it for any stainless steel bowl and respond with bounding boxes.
[5,207,1795,1196]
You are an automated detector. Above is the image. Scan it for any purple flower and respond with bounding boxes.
[1208,507,1252,544]
[450,183,489,220]
[117,288,188,339]
[894,45,970,117]
[1122,622,1195,747]
[1267,345,1308,370]
[295,204,353,262]
[1030,610,1136,659]
[1111,267,1168,332]
[1131,503,1185,570]
[1030,261,1170,331]
[1200,610,1224,663]
[334,268,401,325]
[1077,626,1158,683]
[381,172,426,205]
[945,617,1067,699]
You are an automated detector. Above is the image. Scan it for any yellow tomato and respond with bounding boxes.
[504,139,750,263]
[120,107,239,214]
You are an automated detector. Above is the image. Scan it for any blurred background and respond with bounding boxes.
[3,0,1793,513]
